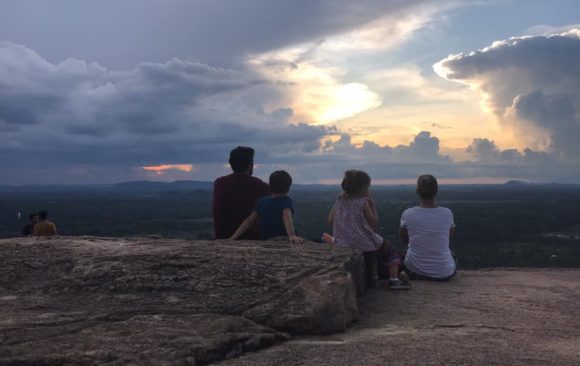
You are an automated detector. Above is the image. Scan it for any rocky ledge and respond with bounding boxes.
[0,237,364,365]
[218,268,580,366]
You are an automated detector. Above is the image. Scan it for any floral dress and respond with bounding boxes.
[332,196,384,252]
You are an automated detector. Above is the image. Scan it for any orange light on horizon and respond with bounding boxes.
[142,164,194,175]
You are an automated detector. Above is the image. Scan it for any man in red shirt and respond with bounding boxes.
[213,146,270,239]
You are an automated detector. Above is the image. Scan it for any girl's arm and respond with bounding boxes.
[229,212,259,240]
[327,204,336,225]
[363,200,379,231]
[283,208,303,244]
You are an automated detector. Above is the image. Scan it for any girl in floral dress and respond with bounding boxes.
[325,170,409,290]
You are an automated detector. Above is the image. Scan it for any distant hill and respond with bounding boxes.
[2,180,576,194]
[504,180,532,186]
[0,180,339,194]
[110,180,213,192]
[0,184,108,193]
[111,180,339,192]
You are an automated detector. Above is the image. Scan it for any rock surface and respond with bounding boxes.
[218,269,580,366]
[0,236,363,365]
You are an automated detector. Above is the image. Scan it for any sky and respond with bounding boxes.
[1,0,579,184]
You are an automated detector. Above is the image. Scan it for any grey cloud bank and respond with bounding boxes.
[1,36,580,184]
[0,0,445,69]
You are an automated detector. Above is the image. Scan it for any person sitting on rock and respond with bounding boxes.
[32,210,58,237]
[213,146,270,240]
[229,170,304,244]
[399,174,457,281]
[325,170,410,290]
[22,213,39,236]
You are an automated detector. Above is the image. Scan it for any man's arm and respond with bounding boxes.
[212,180,224,238]
[229,212,259,240]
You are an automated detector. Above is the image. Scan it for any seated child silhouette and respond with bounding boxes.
[230,170,304,244]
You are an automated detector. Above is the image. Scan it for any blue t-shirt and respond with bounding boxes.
[255,196,294,240]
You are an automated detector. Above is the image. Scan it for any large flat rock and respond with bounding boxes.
[218,269,580,366]
[0,237,363,365]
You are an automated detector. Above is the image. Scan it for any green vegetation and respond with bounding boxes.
[2,185,580,268]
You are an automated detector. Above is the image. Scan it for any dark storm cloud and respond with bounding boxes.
[0,43,329,174]
[0,0,447,69]
[435,29,580,161]
[466,138,521,163]
[513,90,580,159]
[0,40,462,184]
[323,131,449,163]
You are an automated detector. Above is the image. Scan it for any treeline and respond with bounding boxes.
[1,186,580,268]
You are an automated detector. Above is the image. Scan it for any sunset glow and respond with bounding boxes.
[1,1,579,184]
[142,165,194,175]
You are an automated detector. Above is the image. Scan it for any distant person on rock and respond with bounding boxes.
[21,213,39,236]
[213,146,270,240]
[325,170,410,290]
[400,174,456,281]
[230,170,304,244]
[32,210,58,237]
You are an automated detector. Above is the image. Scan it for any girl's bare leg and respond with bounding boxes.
[388,263,398,279]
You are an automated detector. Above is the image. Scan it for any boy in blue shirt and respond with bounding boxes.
[230,170,304,244]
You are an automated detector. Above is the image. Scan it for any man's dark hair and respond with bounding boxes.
[29,213,38,220]
[229,146,255,173]
[38,210,48,220]
[269,170,292,194]
[341,170,371,195]
[416,174,438,200]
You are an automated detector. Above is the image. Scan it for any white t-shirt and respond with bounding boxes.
[400,206,456,278]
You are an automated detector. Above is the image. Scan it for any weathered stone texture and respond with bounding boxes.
[0,237,363,365]
[218,269,580,366]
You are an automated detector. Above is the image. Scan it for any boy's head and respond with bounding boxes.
[341,170,371,195]
[416,174,438,200]
[269,170,292,194]
[229,146,255,174]
[29,213,38,223]
[38,210,48,220]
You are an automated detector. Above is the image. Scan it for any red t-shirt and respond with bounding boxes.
[212,173,270,239]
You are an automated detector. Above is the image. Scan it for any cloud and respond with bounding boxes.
[4,22,580,184]
[0,42,332,183]
[0,0,461,69]
[466,138,521,163]
[435,29,580,162]
[524,24,580,36]
[249,48,382,124]
[0,41,464,184]
[512,90,580,159]
[245,1,467,125]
